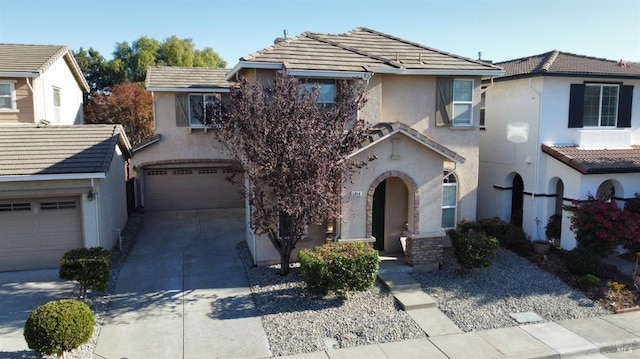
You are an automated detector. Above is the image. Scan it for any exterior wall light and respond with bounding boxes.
[87,189,95,201]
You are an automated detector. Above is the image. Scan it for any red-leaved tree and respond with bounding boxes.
[84,82,153,145]
[214,76,370,274]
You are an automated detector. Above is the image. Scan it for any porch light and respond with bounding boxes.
[506,122,529,143]
[87,189,94,201]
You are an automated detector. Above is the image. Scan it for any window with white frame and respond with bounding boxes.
[298,79,336,109]
[442,172,458,229]
[53,87,61,123]
[0,82,16,111]
[188,93,221,127]
[435,78,474,126]
[583,84,619,127]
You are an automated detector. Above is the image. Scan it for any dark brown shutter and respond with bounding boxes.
[568,84,584,128]
[175,93,188,127]
[617,85,633,128]
[436,78,453,127]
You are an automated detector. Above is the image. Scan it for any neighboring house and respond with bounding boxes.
[477,51,640,250]
[225,27,502,268]
[0,44,89,125]
[134,66,244,211]
[0,124,132,271]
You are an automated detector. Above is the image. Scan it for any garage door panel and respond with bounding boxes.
[145,167,244,211]
[0,198,81,271]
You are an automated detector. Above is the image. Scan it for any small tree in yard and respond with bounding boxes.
[214,76,370,275]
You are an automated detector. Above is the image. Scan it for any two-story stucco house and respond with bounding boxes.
[478,51,640,250]
[135,27,502,269]
[0,44,89,125]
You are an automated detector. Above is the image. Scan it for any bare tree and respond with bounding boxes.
[214,76,370,274]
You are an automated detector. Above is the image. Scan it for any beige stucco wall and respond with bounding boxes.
[132,92,232,168]
[341,132,446,241]
[0,78,34,123]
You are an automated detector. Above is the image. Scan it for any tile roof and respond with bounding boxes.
[146,66,233,90]
[0,44,89,92]
[541,144,640,174]
[495,51,640,80]
[0,124,132,176]
[355,122,466,163]
[237,27,501,74]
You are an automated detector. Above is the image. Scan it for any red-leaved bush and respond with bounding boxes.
[567,194,640,256]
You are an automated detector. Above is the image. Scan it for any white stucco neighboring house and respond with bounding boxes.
[478,51,640,250]
[0,44,89,125]
[0,124,132,271]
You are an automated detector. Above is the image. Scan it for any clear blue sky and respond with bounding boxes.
[1,0,639,66]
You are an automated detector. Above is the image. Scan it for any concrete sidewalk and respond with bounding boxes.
[94,209,271,359]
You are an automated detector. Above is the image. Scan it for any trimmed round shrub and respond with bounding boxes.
[24,299,94,357]
[479,217,532,257]
[448,225,499,270]
[59,247,110,300]
[299,242,379,296]
[563,247,602,276]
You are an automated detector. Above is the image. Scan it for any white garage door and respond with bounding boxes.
[144,167,244,211]
[0,198,82,271]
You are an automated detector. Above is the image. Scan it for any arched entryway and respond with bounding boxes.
[367,172,419,253]
[511,174,524,227]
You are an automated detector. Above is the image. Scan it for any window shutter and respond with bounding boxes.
[568,84,585,128]
[617,85,633,128]
[175,94,188,127]
[435,78,453,127]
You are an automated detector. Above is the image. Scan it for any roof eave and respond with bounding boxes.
[0,72,40,78]
[147,87,232,93]
[0,172,107,182]
[283,69,373,79]
[225,61,284,80]
[350,127,465,163]
[366,68,504,76]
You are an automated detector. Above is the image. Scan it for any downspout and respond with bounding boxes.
[528,78,543,240]
[91,178,102,247]
[25,77,39,121]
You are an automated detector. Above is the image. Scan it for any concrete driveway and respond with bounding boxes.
[0,269,75,358]
[94,208,271,359]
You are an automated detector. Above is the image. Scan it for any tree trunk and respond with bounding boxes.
[279,249,291,275]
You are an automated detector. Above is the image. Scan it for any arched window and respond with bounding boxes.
[442,172,458,229]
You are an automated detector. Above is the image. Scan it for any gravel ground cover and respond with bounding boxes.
[412,247,610,332]
[237,242,425,357]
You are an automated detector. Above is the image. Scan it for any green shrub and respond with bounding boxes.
[299,242,379,296]
[479,217,532,257]
[448,223,499,270]
[563,247,602,276]
[24,299,94,357]
[577,274,602,289]
[59,247,110,300]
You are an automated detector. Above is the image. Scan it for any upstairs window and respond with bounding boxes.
[436,78,474,126]
[53,87,61,123]
[0,82,16,111]
[298,79,336,109]
[568,83,633,128]
[175,93,227,128]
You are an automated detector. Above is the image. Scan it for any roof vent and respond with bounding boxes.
[36,119,50,128]
[274,29,289,45]
[618,59,627,67]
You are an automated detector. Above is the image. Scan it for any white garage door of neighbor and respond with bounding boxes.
[144,167,244,211]
[0,198,82,271]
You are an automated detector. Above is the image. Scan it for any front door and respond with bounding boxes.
[372,180,386,250]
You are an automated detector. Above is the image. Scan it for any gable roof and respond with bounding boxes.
[227,27,503,79]
[494,51,640,81]
[0,124,132,178]
[351,122,465,163]
[146,66,234,92]
[542,144,640,174]
[0,44,90,92]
